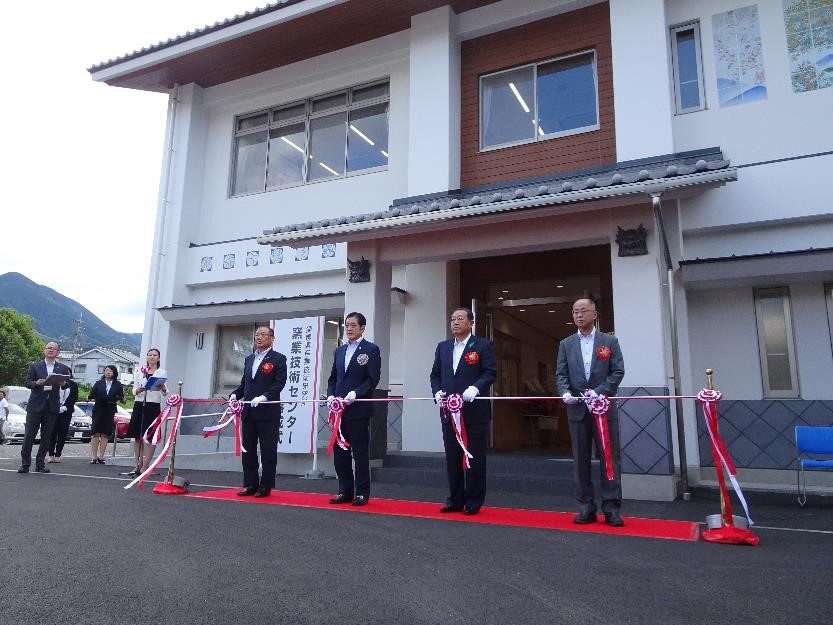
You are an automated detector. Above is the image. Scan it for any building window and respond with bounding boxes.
[231,81,389,196]
[212,323,267,397]
[754,288,799,398]
[74,364,86,374]
[670,22,706,113]
[479,51,599,151]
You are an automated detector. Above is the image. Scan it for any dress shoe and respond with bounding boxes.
[463,506,479,516]
[17,466,29,473]
[351,495,368,506]
[35,466,50,473]
[605,510,625,527]
[439,505,463,513]
[329,493,354,504]
[236,487,258,496]
[573,508,598,524]
[254,487,271,498]
[97,459,106,465]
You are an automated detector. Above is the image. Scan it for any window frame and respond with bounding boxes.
[753,287,800,399]
[229,79,390,198]
[669,21,706,115]
[478,49,600,153]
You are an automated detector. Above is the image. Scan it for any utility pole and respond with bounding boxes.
[70,311,83,376]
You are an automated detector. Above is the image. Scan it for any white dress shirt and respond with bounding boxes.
[452,333,472,374]
[578,328,596,380]
[44,360,56,391]
[251,348,270,379]
[344,337,364,370]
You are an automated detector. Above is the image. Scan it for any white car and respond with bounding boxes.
[3,403,28,442]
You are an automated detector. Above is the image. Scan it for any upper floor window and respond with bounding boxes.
[231,81,389,196]
[754,287,799,398]
[480,50,599,151]
[670,22,706,114]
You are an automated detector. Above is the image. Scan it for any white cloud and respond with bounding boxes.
[1,1,263,332]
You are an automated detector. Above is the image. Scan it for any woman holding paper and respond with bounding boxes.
[127,348,167,476]
[87,365,124,464]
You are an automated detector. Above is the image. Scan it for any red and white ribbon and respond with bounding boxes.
[326,397,350,456]
[201,399,244,456]
[142,394,181,446]
[585,394,615,481]
[442,393,473,469]
[697,388,753,526]
[125,394,183,491]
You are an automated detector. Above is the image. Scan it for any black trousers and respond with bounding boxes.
[241,418,279,490]
[441,418,489,511]
[568,409,622,513]
[49,411,72,457]
[21,410,57,469]
[333,417,370,497]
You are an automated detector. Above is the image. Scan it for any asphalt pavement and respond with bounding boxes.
[0,447,831,625]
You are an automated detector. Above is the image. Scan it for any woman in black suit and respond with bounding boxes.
[47,376,79,463]
[87,365,124,464]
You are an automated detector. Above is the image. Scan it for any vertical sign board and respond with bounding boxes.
[271,317,324,453]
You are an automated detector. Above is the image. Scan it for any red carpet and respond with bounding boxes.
[186,489,698,541]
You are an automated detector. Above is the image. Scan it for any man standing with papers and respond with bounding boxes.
[19,341,72,473]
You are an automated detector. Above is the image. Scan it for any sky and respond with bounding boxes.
[0,1,264,333]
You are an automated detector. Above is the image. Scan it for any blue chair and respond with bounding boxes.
[795,426,833,506]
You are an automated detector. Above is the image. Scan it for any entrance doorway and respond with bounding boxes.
[461,246,613,453]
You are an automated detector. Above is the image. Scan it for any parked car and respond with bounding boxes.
[3,403,28,442]
[67,406,92,442]
[111,406,131,441]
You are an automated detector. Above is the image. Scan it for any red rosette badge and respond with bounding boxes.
[261,361,274,374]
[595,346,612,361]
[464,351,479,365]
[444,393,464,414]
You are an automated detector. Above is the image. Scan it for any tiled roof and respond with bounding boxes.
[258,148,734,245]
[87,1,305,72]
[156,291,345,311]
[679,246,833,265]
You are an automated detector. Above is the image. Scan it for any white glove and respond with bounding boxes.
[59,406,67,414]
[584,389,599,400]
[326,395,334,407]
[434,391,446,404]
[344,391,356,405]
[462,386,479,403]
[250,395,266,408]
[229,394,237,402]
[562,392,579,405]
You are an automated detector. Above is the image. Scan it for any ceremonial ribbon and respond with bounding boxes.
[585,394,615,481]
[697,389,753,526]
[142,394,181,446]
[442,393,473,470]
[125,394,183,491]
[326,397,350,456]
[201,399,244,456]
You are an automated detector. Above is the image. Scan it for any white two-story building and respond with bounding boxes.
[90,0,833,499]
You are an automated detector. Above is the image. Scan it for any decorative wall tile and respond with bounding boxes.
[223,253,236,269]
[321,243,336,258]
[783,0,833,92]
[712,5,768,107]
[200,256,213,272]
[270,247,284,264]
[294,246,309,261]
[246,250,259,267]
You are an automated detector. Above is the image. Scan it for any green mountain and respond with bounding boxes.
[0,272,141,354]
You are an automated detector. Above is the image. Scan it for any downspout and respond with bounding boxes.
[142,84,180,354]
[650,191,690,500]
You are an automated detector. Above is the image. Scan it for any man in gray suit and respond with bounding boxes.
[556,298,625,527]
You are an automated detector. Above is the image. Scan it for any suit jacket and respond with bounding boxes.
[231,348,288,422]
[88,378,125,417]
[327,339,381,420]
[430,335,497,425]
[61,380,79,416]
[24,360,72,414]
[555,331,625,422]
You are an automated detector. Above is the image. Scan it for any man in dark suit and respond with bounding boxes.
[430,307,496,515]
[326,312,381,507]
[20,341,72,473]
[556,297,626,527]
[230,326,287,498]
[48,376,79,462]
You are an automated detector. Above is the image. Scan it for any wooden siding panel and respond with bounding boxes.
[460,3,616,188]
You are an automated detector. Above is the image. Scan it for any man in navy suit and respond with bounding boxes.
[230,326,287,498]
[326,312,381,506]
[556,297,625,527]
[430,307,496,515]
[20,341,72,473]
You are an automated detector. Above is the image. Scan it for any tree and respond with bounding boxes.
[0,308,43,386]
